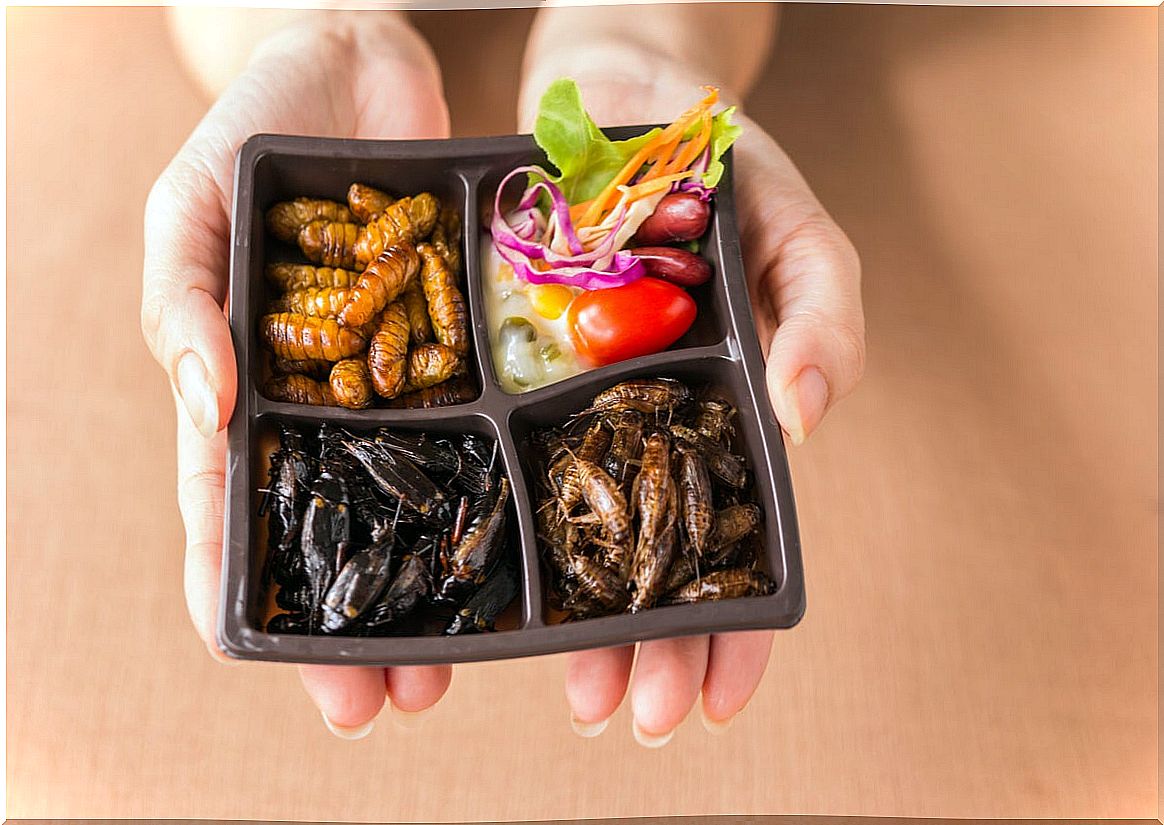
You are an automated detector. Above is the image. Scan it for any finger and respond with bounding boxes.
[174,393,231,662]
[629,635,709,747]
[564,645,635,736]
[385,665,453,720]
[737,130,865,446]
[142,161,237,440]
[700,630,774,732]
[299,665,387,739]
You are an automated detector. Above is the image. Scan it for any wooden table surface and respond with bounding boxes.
[6,5,1158,821]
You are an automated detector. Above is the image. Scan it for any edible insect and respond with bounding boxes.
[632,432,676,554]
[259,425,312,588]
[321,523,395,632]
[342,436,444,515]
[670,424,747,489]
[705,503,762,565]
[445,562,518,634]
[329,358,373,409]
[403,343,460,393]
[568,554,630,612]
[418,243,469,357]
[400,281,433,344]
[555,420,611,514]
[265,263,359,292]
[629,521,678,612]
[387,377,476,408]
[298,219,361,269]
[571,457,631,545]
[582,378,691,416]
[352,194,440,266]
[602,410,644,489]
[663,568,774,604]
[438,478,510,602]
[431,206,462,277]
[266,198,353,243]
[676,442,715,557]
[271,356,332,381]
[367,302,410,398]
[260,313,366,362]
[347,182,394,223]
[274,286,351,318]
[263,373,337,406]
[694,397,736,445]
[338,244,420,329]
[299,466,352,624]
[361,554,433,630]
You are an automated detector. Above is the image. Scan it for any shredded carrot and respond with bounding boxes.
[576,87,720,228]
[663,111,712,177]
[638,135,683,185]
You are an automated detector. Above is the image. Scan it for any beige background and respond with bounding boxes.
[6,5,1158,821]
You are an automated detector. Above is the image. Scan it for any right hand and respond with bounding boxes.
[141,13,454,738]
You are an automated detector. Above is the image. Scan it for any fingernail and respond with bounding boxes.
[176,350,218,439]
[785,367,828,446]
[632,717,674,749]
[390,701,432,730]
[699,703,732,735]
[207,643,241,666]
[570,713,609,738]
[321,711,374,740]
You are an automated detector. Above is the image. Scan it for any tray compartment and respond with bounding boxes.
[221,408,534,663]
[238,140,482,409]
[507,353,794,624]
[474,129,731,396]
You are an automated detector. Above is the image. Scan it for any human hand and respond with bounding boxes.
[519,26,865,745]
[141,12,454,738]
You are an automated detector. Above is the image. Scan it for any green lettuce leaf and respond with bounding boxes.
[533,78,660,205]
[703,105,742,188]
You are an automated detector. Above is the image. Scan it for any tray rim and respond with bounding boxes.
[219,128,805,665]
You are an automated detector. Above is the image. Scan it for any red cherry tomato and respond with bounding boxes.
[567,277,697,367]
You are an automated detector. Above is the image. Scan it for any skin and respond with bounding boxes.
[143,6,865,742]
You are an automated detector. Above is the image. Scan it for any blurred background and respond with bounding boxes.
[6,4,1158,821]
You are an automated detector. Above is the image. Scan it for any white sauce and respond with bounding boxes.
[481,234,586,393]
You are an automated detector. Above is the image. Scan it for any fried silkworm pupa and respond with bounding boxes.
[329,358,373,409]
[347,183,394,223]
[400,281,433,344]
[407,192,440,240]
[297,220,361,269]
[403,343,460,393]
[266,198,354,243]
[260,313,366,362]
[338,244,420,329]
[265,263,360,292]
[386,376,476,409]
[367,302,410,398]
[271,355,332,381]
[263,373,338,406]
[418,242,469,357]
[274,286,351,318]
[431,206,462,277]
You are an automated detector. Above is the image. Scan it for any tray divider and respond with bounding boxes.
[493,409,547,629]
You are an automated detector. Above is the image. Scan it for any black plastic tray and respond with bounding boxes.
[219,130,804,665]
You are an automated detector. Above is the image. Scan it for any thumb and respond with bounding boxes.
[141,160,237,438]
[761,217,865,445]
